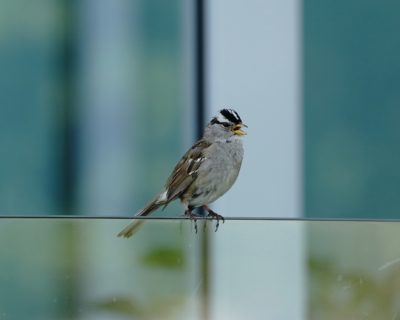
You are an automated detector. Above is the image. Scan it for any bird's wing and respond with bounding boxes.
[164,139,211,201]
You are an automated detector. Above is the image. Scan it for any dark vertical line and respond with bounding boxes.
[60,0,77,215]
[58,2,81,320]
[195,1,210,320]
[195,0,206,138]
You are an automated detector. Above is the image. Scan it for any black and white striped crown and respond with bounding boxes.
[211,108,242,126]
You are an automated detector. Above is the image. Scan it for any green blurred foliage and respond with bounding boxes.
[307,221,400,319]
[91,295,185,320]
[309,257,400,320]
[140,247,185,270]
[91,297,143,317]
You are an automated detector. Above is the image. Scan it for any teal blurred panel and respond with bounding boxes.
[0,0,68,214]
[126,0,190,217]
[304,1,400,218]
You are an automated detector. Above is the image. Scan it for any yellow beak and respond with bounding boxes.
[233,124,247,136]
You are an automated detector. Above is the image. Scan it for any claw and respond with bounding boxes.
[184,207,198,234]
[202,205,225,232]
[212,213,225,232]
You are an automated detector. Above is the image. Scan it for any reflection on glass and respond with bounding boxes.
[0,218,399,319]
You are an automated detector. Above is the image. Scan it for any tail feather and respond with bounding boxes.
[117,198,164,238]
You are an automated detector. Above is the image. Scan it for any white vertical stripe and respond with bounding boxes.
[207,0,302,219]
[206,0,305,319]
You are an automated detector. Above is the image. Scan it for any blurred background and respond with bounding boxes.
[1,0,400,219]
[1,0,400,319]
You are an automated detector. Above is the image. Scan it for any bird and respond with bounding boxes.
[118,108,246,238]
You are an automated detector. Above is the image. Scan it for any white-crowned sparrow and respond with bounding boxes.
[118,108,246,237]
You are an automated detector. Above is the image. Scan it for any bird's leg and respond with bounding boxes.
[203,205,225,232]
[184,205,198,233]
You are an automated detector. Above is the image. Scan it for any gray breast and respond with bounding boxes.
[189,139,244,207]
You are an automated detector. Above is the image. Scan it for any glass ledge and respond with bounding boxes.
[1,217,399,320]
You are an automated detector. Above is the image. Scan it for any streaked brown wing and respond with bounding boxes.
[164,139,211,201]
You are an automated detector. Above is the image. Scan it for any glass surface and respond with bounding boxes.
[1,218,399,319]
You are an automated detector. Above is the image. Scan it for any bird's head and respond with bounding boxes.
[205,108,247,140]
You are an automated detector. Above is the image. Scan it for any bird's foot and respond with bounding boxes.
[203,206,225,232]
[184,207,199,233]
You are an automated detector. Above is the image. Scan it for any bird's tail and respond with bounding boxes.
[117,196,165,238]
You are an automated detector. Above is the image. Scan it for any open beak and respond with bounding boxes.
[233,123,248,136]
